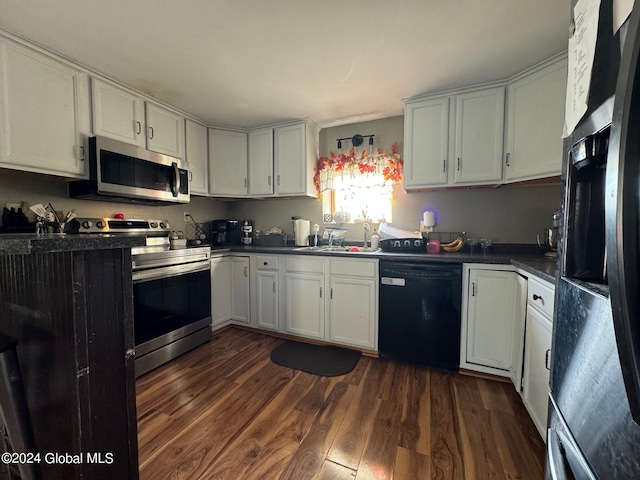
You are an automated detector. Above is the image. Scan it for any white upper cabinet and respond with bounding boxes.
[208,128,248,196]
[403,97,450,188]
[453,87,504,184]
[0,39,90,178]
[91,78,145,147]
[91,78,185,159]
[145,101,185,158]
[403,86,504,188]
[248,127,274,196]
[274,121,318,197]
[185,119,209,195]
[504,56,568,182]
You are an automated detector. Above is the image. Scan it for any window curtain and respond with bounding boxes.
[313,142,403,199]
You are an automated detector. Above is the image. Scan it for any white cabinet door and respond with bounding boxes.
[453,87,504,184]
[504,57,567,182]
[230,257,250,324]
[211,257,231,327]
[208,128,248,196]
[91,77,145,147]
[403,96,450,188]
[510,273,528,391]
[185,119,209,195]
[522,305,553,438]
[256,270,278,331]
[0,40,89,178]
[464,268,516,371]
[284,272,325,339]
[145,101,185,158]
[274,122,317,196]
[248,127,274,196]
[328,276,376,349]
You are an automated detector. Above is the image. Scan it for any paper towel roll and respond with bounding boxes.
[423,211,436,227]
[295,220,310,246]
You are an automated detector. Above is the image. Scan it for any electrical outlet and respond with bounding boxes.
[183,212,190,222]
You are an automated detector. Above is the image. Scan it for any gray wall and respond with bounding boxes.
[229,116,562,243]
[0,115,561,243]
[0,170,229,233]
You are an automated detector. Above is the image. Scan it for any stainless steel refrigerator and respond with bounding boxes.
[549,0,640,478]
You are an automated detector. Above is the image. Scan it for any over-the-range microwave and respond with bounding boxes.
[68,136,190,205]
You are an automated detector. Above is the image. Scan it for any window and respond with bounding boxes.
[325,172,392,223]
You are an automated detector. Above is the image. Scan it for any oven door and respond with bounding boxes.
[133,260,211,376]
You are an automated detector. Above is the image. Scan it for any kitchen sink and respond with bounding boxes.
[293,246,381,254]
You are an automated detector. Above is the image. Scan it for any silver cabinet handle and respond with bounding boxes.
[320,286,323,298]
[443,159,446,172]
[277,175,281,185]
[244,178,247,188]
[457,157,461,171]
[505,152,511,166]
[273,282,276,293]
[244,266,248,277]
[268,175,272,186]
[148,126,154,139]
[330,287,333,299]
[79,145,85,161]
[135,121,142,134]
[472,282,476,296]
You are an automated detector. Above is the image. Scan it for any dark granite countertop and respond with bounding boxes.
[0,233,146,255]
[214,244,558,284]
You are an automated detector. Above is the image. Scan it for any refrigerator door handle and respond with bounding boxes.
[606,4,640,423]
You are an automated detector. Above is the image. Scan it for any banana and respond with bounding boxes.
[442,236,464,252]
[442,236,463,248]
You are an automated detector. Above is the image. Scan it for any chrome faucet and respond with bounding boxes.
[363,223,370,249]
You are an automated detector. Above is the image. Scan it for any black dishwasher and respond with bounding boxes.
[379,261,462,370]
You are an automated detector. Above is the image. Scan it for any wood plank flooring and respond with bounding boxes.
[136,328,545,480]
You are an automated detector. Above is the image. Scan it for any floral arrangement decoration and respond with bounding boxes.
[314,141,403,199]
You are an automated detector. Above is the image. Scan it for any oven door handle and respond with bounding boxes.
[132,261,210,283]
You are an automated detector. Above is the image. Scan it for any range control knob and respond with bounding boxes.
[160,222,168,229]
[96,221,105,229]
[150,222,158,228]
[81,220,93,230]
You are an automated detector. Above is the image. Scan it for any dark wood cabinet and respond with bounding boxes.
[0,248,138,479]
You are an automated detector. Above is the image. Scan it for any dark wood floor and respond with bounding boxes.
[136,327,545,480]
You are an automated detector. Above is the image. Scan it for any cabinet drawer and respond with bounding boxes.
[329,259,376,278]
[527,276,555,318]
[256,255,278,270]
[286,256,324,274]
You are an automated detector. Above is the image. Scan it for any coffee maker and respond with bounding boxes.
[210,219,239,245]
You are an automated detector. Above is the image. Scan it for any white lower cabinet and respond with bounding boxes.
[211,255,250,328]
[247,255,379,350]
[230,256,250,324]
[328,276,376,349]
[327,259,378,350]
[253,255,280,331]
[461,265,522,375]
[284,272,325,339]
[521,275,555,438]
[210,256,231,327]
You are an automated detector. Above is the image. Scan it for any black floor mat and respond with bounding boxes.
[270,340,361,376]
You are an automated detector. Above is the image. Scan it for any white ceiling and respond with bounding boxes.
[0,0,571,129]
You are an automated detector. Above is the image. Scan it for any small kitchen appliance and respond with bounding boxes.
[70,217,211,377]
[240,220,254,245]
[210,219,240,245]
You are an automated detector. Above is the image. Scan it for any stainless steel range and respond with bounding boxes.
[74,218,211,377]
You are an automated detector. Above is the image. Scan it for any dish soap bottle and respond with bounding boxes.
[371,228,380,250]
